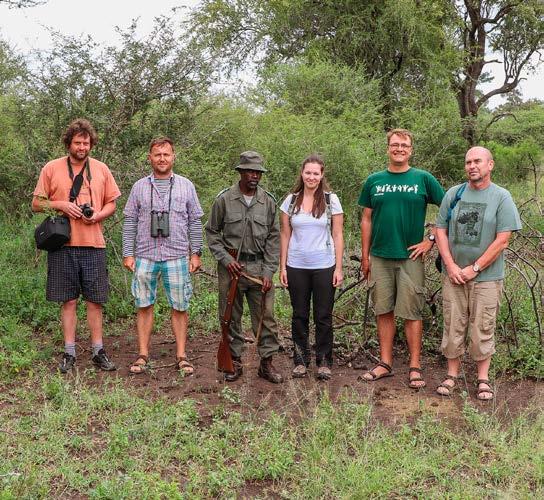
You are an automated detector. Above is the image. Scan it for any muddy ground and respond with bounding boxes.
[62,326,544,427]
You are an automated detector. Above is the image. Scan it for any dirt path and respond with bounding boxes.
[70,326,544,426]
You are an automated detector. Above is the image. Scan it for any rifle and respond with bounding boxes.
[217,219,249,373]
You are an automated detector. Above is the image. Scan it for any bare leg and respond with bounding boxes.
[136,305,154,357]
[86,301,104,345]
[405,319,422,368]
[476,357,493,400]
[362,311,395,380]
[61,299,78,344]
[405,319,426,388]
[172,309,193,374]
[172,309,189,359]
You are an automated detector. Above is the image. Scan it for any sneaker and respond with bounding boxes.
[292,364,307,378]
[58,353,76,374]
[317,366,332,381]
[92,349,117,371]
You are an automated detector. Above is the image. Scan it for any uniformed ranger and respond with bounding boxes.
[206,151,284,383]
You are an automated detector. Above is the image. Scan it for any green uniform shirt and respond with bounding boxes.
[205,183,280,279]
[436,183,521,282]
[358,167,445,259]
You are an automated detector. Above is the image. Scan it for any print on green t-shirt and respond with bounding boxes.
[358,168,445,259]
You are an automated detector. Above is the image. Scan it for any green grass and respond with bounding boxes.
[0,378,542,498]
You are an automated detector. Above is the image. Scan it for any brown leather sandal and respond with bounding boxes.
[476,379,494,401]
[176,356,194,376]
[436,375,459,396]
[361,361,393,381]
[408,367,426,389]
[129,355,149,375]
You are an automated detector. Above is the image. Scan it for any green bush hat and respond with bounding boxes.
[236,151,267,172]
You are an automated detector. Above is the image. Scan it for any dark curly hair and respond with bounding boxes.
[62,119,98,149]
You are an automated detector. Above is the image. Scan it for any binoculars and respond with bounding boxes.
[150,210,170,237]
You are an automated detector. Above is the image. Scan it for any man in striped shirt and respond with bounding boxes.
[122,137,204,375]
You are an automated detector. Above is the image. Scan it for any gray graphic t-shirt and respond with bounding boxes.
[436,183,521,281]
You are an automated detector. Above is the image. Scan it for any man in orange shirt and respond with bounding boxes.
[32,119,121,373]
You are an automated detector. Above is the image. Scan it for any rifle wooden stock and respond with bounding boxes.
[217,273,240,373]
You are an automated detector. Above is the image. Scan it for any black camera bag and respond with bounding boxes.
[34,158,91,252]
[34,215,71,251]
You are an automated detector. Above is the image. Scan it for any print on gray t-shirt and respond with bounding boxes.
[454,201,486,247]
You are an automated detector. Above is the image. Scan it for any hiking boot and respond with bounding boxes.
[224,357,243,382]
[58,353,76,374]
[258,356,284,384]
[92,349,117,371]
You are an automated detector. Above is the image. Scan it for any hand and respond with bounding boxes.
[60,201,83,219]
[333,269,343,288]
[361,257,370,280]
[81,211,101,225]
[123,256,135,272]
[407,239,433,261]
[261,276,272,293]
[279,269,288,287]
[190,254,201,273]
[446,262,466,285]
[460,265,478,282]
[226,260,243,278]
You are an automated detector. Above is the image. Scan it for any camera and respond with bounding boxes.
[79,203,94,218]
[150,210,170,237]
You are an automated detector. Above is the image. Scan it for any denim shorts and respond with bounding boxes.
[132,257,192,311]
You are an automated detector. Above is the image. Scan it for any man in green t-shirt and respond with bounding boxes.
[435,146,521,401]
[359,129,445,388]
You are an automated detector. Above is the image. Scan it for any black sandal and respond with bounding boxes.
[476,379,494,401]
[408,367,426,389]
[361,361,393,381]
[436,375,458,396]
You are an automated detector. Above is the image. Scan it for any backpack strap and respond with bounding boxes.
[446,183,467,225]
[287,193,298,219]
[324,192,332,249]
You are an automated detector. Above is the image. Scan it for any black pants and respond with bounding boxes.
[286,265,335,367]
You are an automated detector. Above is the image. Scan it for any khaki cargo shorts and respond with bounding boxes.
[369,256,426,320]
[441,278,503,361]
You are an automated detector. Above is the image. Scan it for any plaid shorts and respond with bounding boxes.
[46,247,109,303]
[132,257,193,311]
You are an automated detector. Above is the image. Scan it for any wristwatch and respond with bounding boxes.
[472,262,481,273]
[192,250,203,257]
[427,234,436,242]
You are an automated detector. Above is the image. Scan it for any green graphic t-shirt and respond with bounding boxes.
[358,167,445,259]
[435,183,522,281]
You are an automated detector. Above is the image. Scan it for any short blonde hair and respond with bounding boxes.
[386,128,413,145]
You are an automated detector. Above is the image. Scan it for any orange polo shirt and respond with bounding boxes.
[33,156,121,248]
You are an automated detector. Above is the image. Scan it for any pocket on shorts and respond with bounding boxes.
[482,305,496,331]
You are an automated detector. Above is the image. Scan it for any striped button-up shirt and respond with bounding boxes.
[123,174,203,261]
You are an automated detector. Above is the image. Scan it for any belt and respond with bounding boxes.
[239,252,264,262]
[227,248,264,262]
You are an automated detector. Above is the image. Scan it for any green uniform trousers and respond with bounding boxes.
[217,260,280,359]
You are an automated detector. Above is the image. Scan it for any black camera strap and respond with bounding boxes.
[150,176,174,212]
[67,157,93,206]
